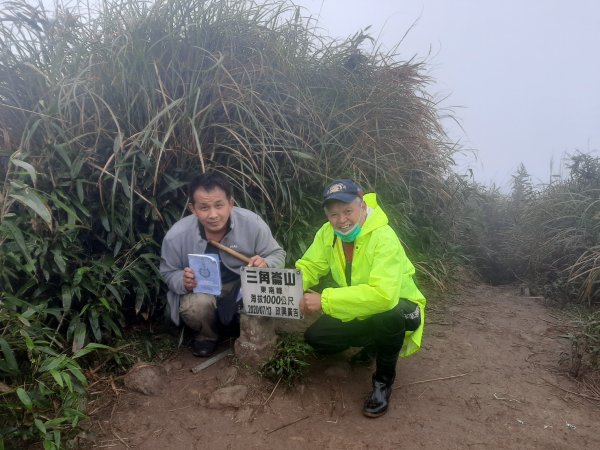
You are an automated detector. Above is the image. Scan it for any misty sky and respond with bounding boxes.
[294,0,600,189]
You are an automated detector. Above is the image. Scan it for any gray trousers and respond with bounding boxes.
[179,280,239,342]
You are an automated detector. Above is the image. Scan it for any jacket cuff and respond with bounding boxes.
[172,271,188,296]
[321,288,332,315]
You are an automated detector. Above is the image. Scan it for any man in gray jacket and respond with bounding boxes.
[160,172,286,357]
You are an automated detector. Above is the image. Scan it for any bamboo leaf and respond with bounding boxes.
[9,192,52,229]
[62,372,73,393]
[68,366,87,384]
[10,158,37,183]
[0,338,19,374]
[34,418,47,435]
[105,285,122,306]
[72,343,112,359]
[19,330,34,351]
[41,356,65,372]
[52,249,66,273]
[2,221,33,264]
[53,144,72,167]
[89,309,101,341]
[72,321,86,353]
[49,369,64,387]
[76,180,84,203]
[73,267,88,286]
[16,387,32,410]
[61,286,72,312]
[17,315,31,327]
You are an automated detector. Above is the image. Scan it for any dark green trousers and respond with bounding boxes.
[304,299,421,378]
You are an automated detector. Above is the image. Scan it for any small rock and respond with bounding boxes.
[164,359,184,374]
[75,430,97,445]
[188,388,201,397]
[216,366,238,385]
[324,362,350,378]
[0,381,12,393]
[123,363,166,396]
[207,385,248,409]
[234,406,254,423]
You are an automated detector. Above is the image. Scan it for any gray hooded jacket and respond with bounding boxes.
[160,207,286,325]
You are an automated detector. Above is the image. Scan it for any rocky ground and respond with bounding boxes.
[85,285,600,449]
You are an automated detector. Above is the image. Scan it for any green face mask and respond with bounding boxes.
[334,223,362,242]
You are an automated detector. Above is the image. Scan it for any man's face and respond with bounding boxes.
[324,198,366,232]
[189,187,234,234]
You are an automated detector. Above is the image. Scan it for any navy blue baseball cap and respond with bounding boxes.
[322,179,364,204]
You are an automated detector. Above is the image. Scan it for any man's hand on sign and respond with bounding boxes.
[183,267,197,292]
[300,292,322,315]
[247,255,268,268]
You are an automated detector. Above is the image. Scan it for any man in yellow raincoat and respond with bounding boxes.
[296,179,426,418]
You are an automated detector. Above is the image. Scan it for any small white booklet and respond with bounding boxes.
[188,253,222,296]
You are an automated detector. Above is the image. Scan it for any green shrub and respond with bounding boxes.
[0,294,112,449]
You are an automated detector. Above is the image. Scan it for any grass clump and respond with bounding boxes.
[566,311,600,379]
[260,333,314,386]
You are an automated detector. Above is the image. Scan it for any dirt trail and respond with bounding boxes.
[89,285,600,449]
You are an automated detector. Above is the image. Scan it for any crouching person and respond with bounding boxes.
[160,172,286,357]
[296,179,426,417]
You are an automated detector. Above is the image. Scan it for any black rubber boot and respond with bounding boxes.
[362,373,394,418]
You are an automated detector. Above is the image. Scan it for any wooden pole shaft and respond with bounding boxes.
[208,239,251,264]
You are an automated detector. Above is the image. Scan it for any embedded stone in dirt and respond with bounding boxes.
[216,366,238,385]
[123,363,166,396]
[234,406,254,423]
[164,359,184,374]
[207,385,248,409]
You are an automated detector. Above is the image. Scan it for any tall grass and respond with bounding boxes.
[0,0,457,446]
[463,154,600,305]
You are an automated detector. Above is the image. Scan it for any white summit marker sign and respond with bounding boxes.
[240,267,304,320]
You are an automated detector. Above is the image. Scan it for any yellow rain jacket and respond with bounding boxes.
[296,193,426,357]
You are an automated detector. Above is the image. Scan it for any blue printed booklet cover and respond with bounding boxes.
[188,253,222,296]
